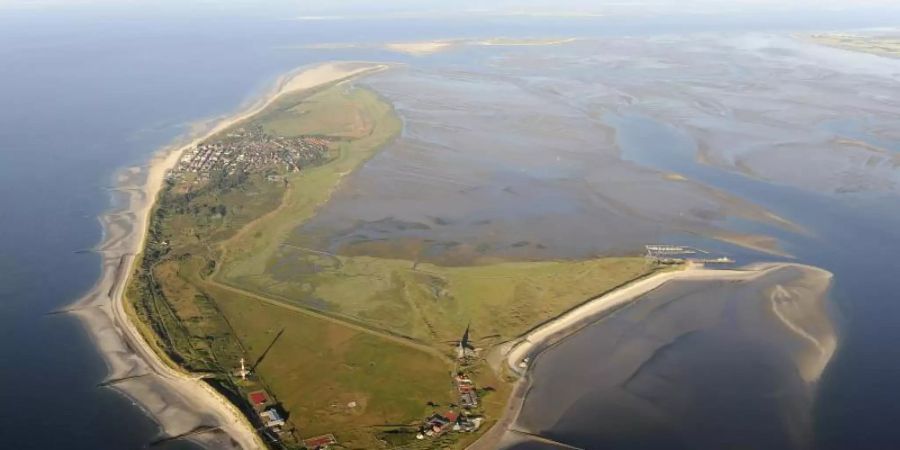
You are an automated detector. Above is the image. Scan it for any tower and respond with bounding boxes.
[239,357,248,380]
[457,324,473,360]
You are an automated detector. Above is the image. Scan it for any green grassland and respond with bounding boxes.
[254,83,381,138]
[205,281,456,449]
[223,251,654,344]
[128,78,659,449]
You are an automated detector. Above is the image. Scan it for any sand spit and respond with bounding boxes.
[298,37,581,57]
[385,38,580,55]
[69,62,388,449]
[384,38,580,55]
[712,231,796,258]
[767,267,837,383]
[385,41,457,56]
[503,263,832,377]
[477,37,579,47]
[470,262,835,450]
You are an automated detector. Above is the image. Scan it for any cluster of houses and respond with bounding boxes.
[455,373,478,409]
[172,125,331,180]
[416,371,484,440]
[247,390,287,437]
[417,410,484,439]
[248,390,341,449]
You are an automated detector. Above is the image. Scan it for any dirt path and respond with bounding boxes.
[206,278,455,366]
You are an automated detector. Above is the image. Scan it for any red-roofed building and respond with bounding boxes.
[248,390,269,408]
[303,434,338,449]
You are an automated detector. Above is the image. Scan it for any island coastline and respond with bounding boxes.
[68,61,390,449]
[65,56,837,450]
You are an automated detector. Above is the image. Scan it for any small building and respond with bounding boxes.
[247,390,270,409]
[457,381,475,394]
[303,434,338,449]
[460,391,478,409]
[455,373,478,408]
[260,407,285,428]
[422,411,460,437]
[454,415,481,433]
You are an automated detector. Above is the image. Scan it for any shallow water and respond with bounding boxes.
[294,65,784,263]
[510,266,834,450]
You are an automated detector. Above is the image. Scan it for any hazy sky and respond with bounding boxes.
[3,0,900,16]
[1,0,898,36]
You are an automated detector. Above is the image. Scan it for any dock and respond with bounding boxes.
[645,244,733,265]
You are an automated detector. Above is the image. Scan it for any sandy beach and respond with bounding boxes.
[469,262,835,450]
[503,264,788,376]
[69,61,388,449]
[383,37,580,56]
[385,40,456,55]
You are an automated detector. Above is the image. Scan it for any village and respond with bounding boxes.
[411,326,488,444]
[233,326,488,450]
[171,125,332,180]
[416,371,485,440]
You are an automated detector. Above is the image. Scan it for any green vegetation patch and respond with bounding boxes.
[256,83,385,138]
[207,282,454,449]
[223,250,655,344]
[218,85,401,281]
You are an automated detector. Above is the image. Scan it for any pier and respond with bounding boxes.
[645,244,733,265]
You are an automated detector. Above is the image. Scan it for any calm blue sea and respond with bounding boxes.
[1,5,898,449]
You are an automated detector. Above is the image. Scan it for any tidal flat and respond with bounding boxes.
[295,35,899,264]
[281,35,895,449]
[503,264,835,450]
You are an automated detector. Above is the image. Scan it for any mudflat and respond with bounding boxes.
[499,264,835,450]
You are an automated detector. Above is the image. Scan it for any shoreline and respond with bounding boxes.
[69,61,390,449]
[468,262,832,450]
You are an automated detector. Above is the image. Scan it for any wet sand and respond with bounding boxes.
[68,62,388,449]
[289,35,900,266]
[293,65,794,264]
[474,263,835,450]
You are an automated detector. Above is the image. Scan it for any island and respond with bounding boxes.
[90,53,839,450]
[120,62,660,449]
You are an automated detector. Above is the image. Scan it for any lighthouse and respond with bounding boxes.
[239,357,249,380]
